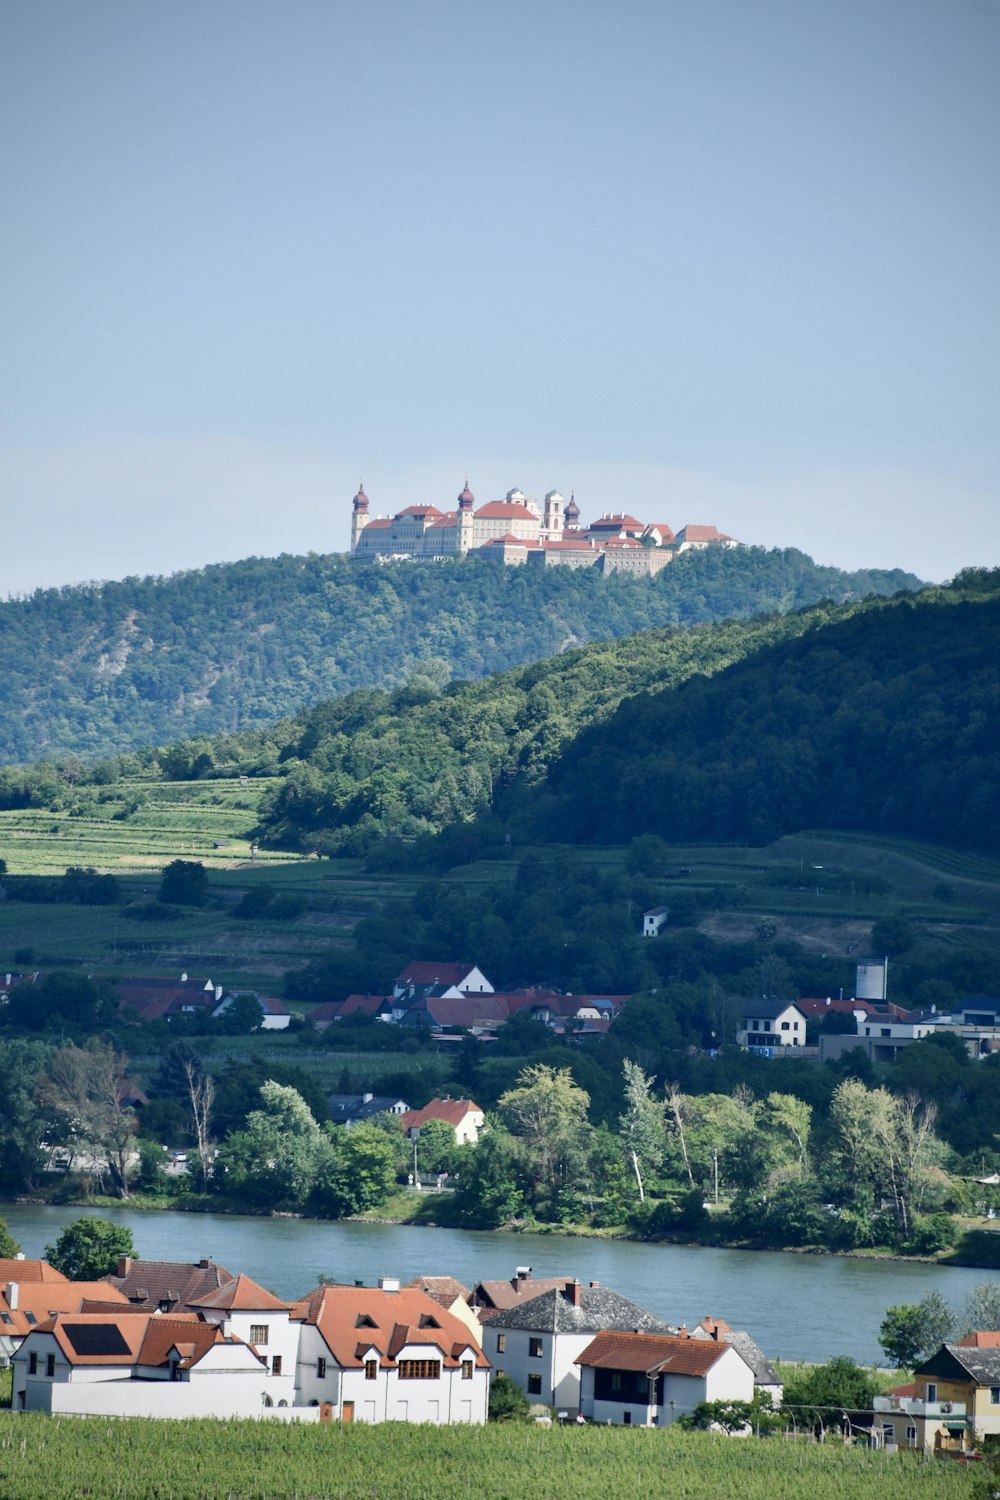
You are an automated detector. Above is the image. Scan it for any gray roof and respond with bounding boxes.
[487,1285,675,1336]
[943,1345,1000,1383]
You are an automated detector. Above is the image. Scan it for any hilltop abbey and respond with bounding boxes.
[349,481,738,575]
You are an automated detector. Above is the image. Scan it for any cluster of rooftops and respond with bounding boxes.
[349,480,738,570]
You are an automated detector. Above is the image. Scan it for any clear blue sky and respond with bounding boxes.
[2,0,998,595]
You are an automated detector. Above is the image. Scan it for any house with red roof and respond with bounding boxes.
[576,1329,754,1426]
[12,1311,278,1417]
[392,961,493,998]
[291,1278,489,1422]
[399,1097,485,1146]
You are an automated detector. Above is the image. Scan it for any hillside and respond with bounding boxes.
[0,544,917,765]
[526,570,1000,852]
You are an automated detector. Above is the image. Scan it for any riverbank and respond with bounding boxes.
[12,1179,999,1270]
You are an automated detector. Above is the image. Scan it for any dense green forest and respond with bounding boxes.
[524,570,1000,852]
[0,544,917,764]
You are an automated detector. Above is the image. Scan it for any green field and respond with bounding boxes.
[0,1415,976,1500]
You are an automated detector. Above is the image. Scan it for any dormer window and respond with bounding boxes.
[418,1314,440,1328]
[356,1314,378,1329]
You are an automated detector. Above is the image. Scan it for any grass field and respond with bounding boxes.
[0,1415,977,1500]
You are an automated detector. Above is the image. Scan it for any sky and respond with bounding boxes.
[1,0,998,596]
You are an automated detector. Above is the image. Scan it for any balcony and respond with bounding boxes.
[874,1395,967,1419]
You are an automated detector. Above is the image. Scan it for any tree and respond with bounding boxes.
[2,970,118,1034]
[453,1121,525,1228]
[45,1218,136,1280]
[0,1037,51,1192]
[878,1292,955,1367]
[499,1065,594,1218]
[311,1122,398,1218]
[184,1059,215,1193]
[619,1060,665,1203]
[962,1281,1000,1335]
[159,859,209,906]
[488,1373,530,1422]
[40,1044,138,1198]
[0,1217,21,1257]
[782,1356,877,1429]
[215,1080,327,1209]
[871,913,915,957]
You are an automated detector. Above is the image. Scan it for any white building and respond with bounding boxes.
[737,1000,807,1051]
[483,1280,674,1416]
[576,1330,755,1426]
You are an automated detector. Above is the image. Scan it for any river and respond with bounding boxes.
[2,1201,994,1366]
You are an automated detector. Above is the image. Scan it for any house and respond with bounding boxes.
[468,1267,575,1322]
[11,1311,287,1418]
[327,1093,410,1128]
[185,1273,300,1384]
[687,1316,782,1402]
[905,1341,1000,1448]
[392,962,494,999]
[482,1279,675,1415]
[291,1278,489,1422]
[399,1099,485,1146]
[403,1276,482,1342]
[0,1273,128,1367]
[737,1000,808,1051]
[114,975,221,1024]
[643,907,669,937]
[309,994,390,1030]
[212,990,291,1031]
[102,1256,237,1315]
[576,1330,754,1426]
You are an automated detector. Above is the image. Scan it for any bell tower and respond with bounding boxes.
[350,481,370,551]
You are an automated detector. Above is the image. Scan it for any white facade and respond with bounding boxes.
[488,1323,595,1413]
[579,1343,754,1427]
[295,1322,487,1423]
[738,1002,807,1049]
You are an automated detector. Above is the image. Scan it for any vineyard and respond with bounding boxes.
[0,1415,975,1500]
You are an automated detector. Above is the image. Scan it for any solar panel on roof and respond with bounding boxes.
[64,1323,132,1356]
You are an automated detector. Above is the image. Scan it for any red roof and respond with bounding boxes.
[797,997,882,1019]
[187,1273,292,1314]
[396,505,446,518]
[576,1330,732,1376]
[362,518,392,530]
[678,524,729,543]
[956,1332,1000,1347]
[0,1259,67,1285]
[588,513,644,531]
[291,1285,488,1370]
[474,501,537,520]
[399,1098,483,1131]
[395,961,481,988]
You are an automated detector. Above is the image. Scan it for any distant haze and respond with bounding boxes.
[2,1,998,596]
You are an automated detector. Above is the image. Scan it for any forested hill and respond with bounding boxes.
[0,545,917,765]
[524,570,1000,852]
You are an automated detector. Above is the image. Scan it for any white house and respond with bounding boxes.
[392,962,494,999]
[483,1280,674,1416]
[292,1279,489,1422]
[399,1098,485,1147]
[737,1000,807,1051]
[186,1273,299,1387]
[576,1330,755,1426]
[642,907,669,937]
[11,1312,291,1418]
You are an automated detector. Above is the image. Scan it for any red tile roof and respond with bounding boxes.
[956,1331,1000,1348]
[399,1098,483,1131]
[395,961,482,988]
[576,1330,732,1376]
[0,1259,67,1286]
[474,502,537,520]
[291,1285,488,1369]
[187,1273,292,1314]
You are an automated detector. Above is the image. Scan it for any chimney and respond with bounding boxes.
[116,1257,132,1277]
[5,1283,17,1311]
[589,1281,601,1289]
[379,1277,399,1293]
[215,985,223,1001]
[513,1266,531,1287]
[198,1259,211,1269]
[565,1279,582,1308]
[363,1093,373,1104]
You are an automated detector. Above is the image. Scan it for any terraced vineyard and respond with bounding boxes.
[0,777,297,875]
[0,1415,975,1500]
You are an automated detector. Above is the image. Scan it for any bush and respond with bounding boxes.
[488,1374,530,1422]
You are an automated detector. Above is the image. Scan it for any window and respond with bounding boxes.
[926,1383,937,1403]
[317,1358,327,1379]
[356,1314,378,1329]
[763,1021,771,1032]
[462,1361,473,1381]
[496,1334,506,1354]
[271,1356,282,1376]
[906,1425,917,1444]
[781,1021,790,1031]
[623,1410,632,1425]
[527,1374,542,1396]
[398,1360,441,1380]
[45,1354,55,1378]
[158,1300,171,1314]
[991,1388,1000,1406]
[610,1372,622,1392]
[529,1338,543,1358]
[27,1352,37,1374]
[250,1325,269,1346]
[365,1359,378,1381]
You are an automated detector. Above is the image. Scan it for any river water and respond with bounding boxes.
[2,1201,994,1366]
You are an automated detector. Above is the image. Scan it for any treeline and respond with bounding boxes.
[0,544,917,765]
[525,570,1000,852]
